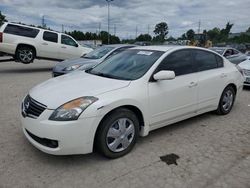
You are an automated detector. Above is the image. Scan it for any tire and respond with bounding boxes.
[95,108,139,159]
[16,46,35,64]
[216,86,236,115]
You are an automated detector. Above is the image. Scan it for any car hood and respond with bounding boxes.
[55,58,101,69]
[238,59,250,69]
[29,71,131,109]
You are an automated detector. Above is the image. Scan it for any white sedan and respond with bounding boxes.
[20,46,244,158]
[238,57,250,86]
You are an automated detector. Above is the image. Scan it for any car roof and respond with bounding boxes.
[130,45,208,52]
[103,44,137,48]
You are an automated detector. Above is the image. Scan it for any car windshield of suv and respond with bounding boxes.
[86,49,164,80]
[210,48,225,55]
[83,46,114,59]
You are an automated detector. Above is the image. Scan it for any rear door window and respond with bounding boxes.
[43,31,58,43]
[193,50,222,71]
[4,24,39,38]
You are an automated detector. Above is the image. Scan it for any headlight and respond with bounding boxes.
[63,64,81,71]
[49,97,98,121]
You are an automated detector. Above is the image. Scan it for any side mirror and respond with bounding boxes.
[153,70,175,81]
[75,43,79,47]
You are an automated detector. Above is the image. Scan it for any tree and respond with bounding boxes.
[154,22,169,42]
[0,11,7,26]
[207,27,220,42]
[136,34,152,41]
[186,29,195,40]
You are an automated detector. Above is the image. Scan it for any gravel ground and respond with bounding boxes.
[0,59,249,188]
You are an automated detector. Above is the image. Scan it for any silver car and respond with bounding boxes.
[238,57,250,86]
[210,47,247,64]
[52,44,135,77]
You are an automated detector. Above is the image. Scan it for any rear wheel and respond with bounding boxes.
[16,46,35,64]
[95,108,139,158]
[216,86,236,115]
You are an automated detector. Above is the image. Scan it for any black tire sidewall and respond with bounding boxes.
[217,86,235,115]
[96,108,139,158]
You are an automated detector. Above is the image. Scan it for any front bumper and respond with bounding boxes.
[21,109,102,155]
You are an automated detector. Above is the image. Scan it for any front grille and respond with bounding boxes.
[243,69,250,76]
[26,129,58,148]
[22,95,47,119]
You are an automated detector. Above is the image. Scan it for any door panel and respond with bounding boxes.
[148,49,198,127]
[39,31,59,59]
[148,73,198,126]
[193,49,227,111]
[59,34,81,59]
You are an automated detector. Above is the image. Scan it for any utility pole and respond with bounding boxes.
[98,22,101,36]
[136,25,138,39]
[198,20,201,34]
[42,15,45,28]
[114,24,116,36]
[61,24,64,33]
[106,0,114,44]
[148,24,150,35]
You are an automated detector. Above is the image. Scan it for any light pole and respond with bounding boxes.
[106,0,113,44]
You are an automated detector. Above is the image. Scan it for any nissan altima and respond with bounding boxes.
[21,46,244,158]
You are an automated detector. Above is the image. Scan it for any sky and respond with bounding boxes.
[0,0,249,39]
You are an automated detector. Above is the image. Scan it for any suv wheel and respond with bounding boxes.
[96,108,139,158]
[16,46,35,64]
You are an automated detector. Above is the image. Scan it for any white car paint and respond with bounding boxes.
[238,57,250,86]
[20,46,244,155]
[0,22,92,61]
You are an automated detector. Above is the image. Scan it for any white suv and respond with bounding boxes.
[0,22,93,64]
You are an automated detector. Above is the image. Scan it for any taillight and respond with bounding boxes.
[0,32,2,43]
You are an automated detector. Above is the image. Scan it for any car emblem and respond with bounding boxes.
[25,101,30,110]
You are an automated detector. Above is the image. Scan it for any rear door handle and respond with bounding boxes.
[42,42,48,45]
[189,82,198,88]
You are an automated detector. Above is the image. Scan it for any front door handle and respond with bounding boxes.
[61,46,66,49]
[189,82,198,88]
[220,73,227,78]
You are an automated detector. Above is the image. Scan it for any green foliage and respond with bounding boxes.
[154,22,169,42]
[0,11,7,26]
[66,30,120,44]
[136,34,152,41]
[186,29,195,40]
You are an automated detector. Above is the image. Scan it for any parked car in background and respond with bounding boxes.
[0,22,93,64]
[245,51,250,56]
[238,57,250,86]
[21,46,243,158]
[210,47,247,64]
[52,44,135,77]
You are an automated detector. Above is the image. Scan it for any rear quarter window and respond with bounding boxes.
[4,24,39,38]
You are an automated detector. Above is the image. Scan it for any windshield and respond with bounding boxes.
[210,48,225,55]
[83,46,114,59]
[87,49,164,80]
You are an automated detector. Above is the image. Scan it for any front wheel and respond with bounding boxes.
[95,108,139,158]
[16,46,35,64]
[216,86,236,115]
